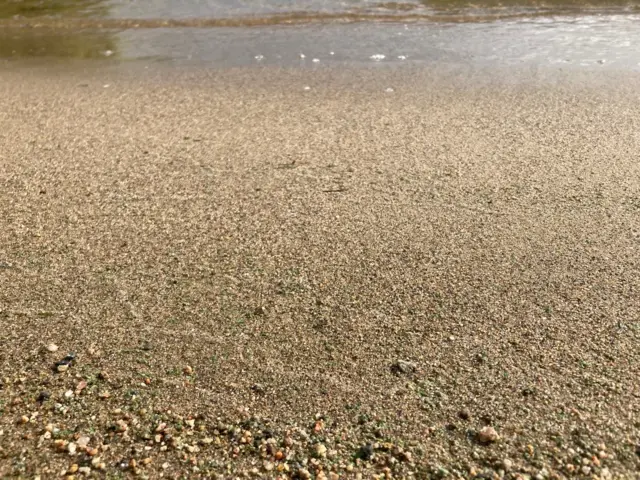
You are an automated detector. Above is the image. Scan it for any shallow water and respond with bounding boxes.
[1,0,640,70]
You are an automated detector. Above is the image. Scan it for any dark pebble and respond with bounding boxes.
[458,409,471,421]
[37,391,51,403]
[356,443,374,460]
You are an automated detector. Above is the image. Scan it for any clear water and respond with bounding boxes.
[1,0,640,71]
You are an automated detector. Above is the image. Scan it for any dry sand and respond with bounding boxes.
[0,64,639,478]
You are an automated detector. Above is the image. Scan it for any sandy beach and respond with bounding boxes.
[0,64,639,478]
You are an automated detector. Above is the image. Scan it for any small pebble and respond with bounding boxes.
[312,58,320,63]
[46,344,59,352]
[68,442,77,454]
[68,464,79,474]
[298,468,311,479]
[263,461,274,471]
[477,426,499,444]
[19,415,29,424]
[370,54,386,61]
[315,443,327,457]
[77,436,90,448]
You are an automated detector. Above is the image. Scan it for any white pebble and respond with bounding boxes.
[300,53,306,59]
[103,50,113,57]
[370,54,386,61]
[303,86,311,91]
[329,51,335,55]
[46,344,59,352]
[254,54,264,61]
[312,58,320,63]
[398,55,407,60]
[385,87,394,93]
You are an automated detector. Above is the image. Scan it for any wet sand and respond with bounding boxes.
[0,64,639,478]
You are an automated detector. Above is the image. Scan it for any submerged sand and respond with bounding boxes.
[0,64,639,478]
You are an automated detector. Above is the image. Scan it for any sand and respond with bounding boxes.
[0,63,639,478]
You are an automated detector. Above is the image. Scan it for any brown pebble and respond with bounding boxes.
[142,458,152,465]
[477,426,499,444]
[183,366,193,375]
[458,409,471,421]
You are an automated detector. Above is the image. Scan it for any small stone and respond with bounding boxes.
[98,391,110,399]
[263,461,274,471]
[19,415,29,424]
[477,426,499,444]
[87,448,99,456]
[183,366,193,375]
[315,443,327,457]
[581,466,591,475]
[298,468,311,479]
[77,436,90,448]
[68,442,77,454]
[91,457,102,467]
[55,439,68,451]
[330,474,340,480]
[201,437,213,445]
[129,459,137,469]
[116,420,128,432]
[357,443,374,460]
[68,464,79,474]
[78,467,91,475]
[142,458,152,465]
[391,360,417,375]
[57,364,69,373]
[275,450,284,460]
[162,462,169,470]
[186,419,195,428]
[37,391,51,403]
[64,390,74,399]
[458,409,471,420]
[45,423,54,432]
[47,344,59,352]
[503,459,513,471]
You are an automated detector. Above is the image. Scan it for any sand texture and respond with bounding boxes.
[0,65,639,478]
